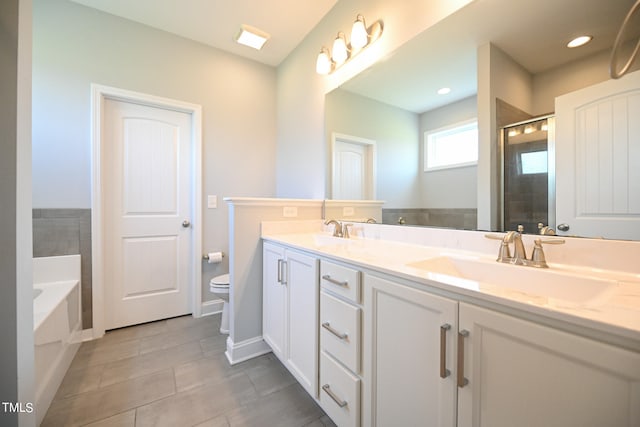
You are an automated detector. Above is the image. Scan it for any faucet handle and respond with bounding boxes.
[342,223,353,239]
[485,234,512,262]
[530,238,565,268]
[484,233,504,240]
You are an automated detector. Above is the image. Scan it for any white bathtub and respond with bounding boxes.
[33,255,82,426]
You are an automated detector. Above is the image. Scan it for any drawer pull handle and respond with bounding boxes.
[322,322,348,340]
[322,275,348,287]
[322,384,348,408]
[440,324,451,379]
[457,330,469,388]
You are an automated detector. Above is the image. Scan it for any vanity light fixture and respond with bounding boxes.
[567,35,593,48]
[351,15,369,50]
[316,47,333,75]
[235,24,270,50]
[332,32,349,65]
[315,14,384,75]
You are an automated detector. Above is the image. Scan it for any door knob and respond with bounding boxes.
[182,220,191,228]
[557,223,570,232]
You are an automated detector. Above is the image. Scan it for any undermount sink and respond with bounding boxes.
[406,256,618,307]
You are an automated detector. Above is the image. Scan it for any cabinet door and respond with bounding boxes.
[286,250,319,397]
[458,303,640,427]
[262,242,287,360]
[364,274,458,427]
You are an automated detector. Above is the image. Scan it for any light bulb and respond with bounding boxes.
[567,35,592,48]
[332,32,349,66]
[351,15,368,50]
[316,48,332,75]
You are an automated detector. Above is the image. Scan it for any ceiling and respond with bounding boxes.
[340,0,639,113]
[70,0,338,66]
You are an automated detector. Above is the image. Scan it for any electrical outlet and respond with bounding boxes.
[283,206,298,217]
[343,206,355,216]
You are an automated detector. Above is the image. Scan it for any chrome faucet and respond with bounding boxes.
[324,219,343,237]
[486,225,565,268]
[324,219,353,239]
[503,226,527,265]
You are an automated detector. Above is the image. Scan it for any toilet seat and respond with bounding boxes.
[210,273,229,286]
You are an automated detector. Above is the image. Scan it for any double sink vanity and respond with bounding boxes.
[261,220,640,427]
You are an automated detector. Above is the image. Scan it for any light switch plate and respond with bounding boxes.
[207,195,217,209]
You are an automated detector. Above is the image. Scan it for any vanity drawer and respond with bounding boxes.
[320,351,361,427]
[321,291,361,374]
[320,260,361,303]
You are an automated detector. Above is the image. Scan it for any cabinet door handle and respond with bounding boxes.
[322,274,348,287]
[277,259,282,283]
[440,324,451,378]
[322,384,348,408]
[280,260,287,285]
[322,322,348,340]
[457,330,469,388]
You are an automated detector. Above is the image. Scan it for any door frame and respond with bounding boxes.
[330,132,377,200]
[90,84,203,338]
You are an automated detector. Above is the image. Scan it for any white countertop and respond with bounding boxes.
[262,230,640,348]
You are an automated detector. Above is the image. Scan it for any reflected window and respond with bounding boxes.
[520,150,548,174]
[424,119,478,171]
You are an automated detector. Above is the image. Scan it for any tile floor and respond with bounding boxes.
[42,313,336,427]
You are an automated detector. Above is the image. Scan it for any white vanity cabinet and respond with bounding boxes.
[363,273,640,427]
[263,238,640,427]
[319,260,363,427]
[363,273,459,427]
[262,242,319,397]
[457,302,640,427]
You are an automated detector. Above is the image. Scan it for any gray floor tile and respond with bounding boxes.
[193,414,231,427]
[226,383,323,427]
[83,410,136,427]
[303,415,338,427]
[139,319,219,354]
[200,333,228,355]
[42,370,175,427]
[41,315,332,427]
[73,337,141,368]
[53,362,106,400]
[100,340,203,387]
[135,372,257,427]
[244,356,297,396]
[173,352,243,392]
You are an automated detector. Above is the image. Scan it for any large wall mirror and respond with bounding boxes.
[325,0,640,240]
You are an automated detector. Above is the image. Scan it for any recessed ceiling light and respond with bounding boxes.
[235,24,270,50]
[567,35,593,48]
[437,87,451,95]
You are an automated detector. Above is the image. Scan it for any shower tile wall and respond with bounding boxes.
[382,208,477,229]
[33,209,92,328]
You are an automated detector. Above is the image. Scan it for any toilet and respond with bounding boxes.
[210,273,230,334]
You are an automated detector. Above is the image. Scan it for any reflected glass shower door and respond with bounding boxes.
[501,116,555,234]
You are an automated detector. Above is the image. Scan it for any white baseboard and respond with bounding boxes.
[201,299,224,316]
[224,335,272,365]
[82,328,96,341]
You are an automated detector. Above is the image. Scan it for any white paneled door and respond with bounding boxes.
[332,134,376,200]
[103,99,193,330]
[556,70,640,240]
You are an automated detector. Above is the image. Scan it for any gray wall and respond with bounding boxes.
[1,0,35,425]
[419,95,478,209]
[325,88,420,208]
[32,0,278,311]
